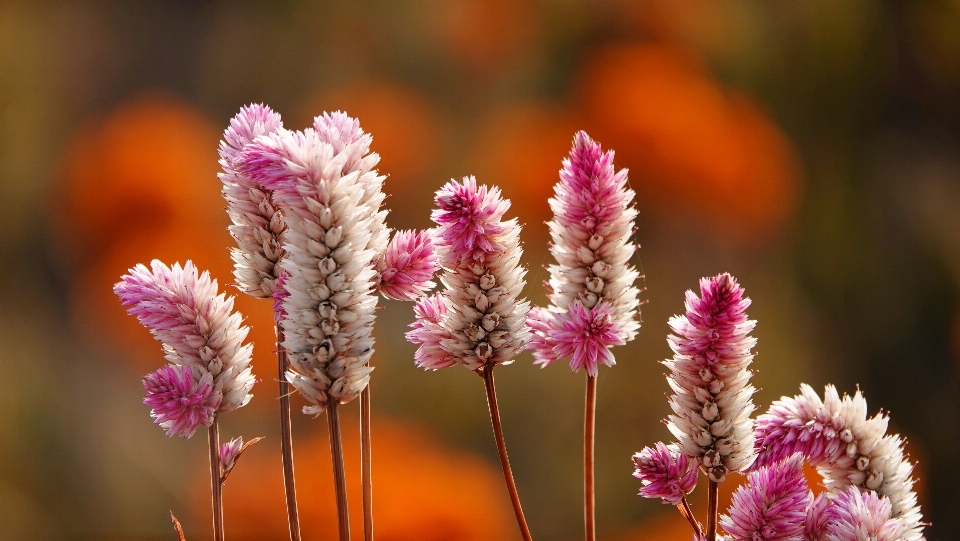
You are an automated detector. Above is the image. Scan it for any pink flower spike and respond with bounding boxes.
[551,300,628,377]
[526,307,559,366]
[720,453,811,541]
[377,229,439,301]
[431,176,510,265]
[115,260,255,414]
[219,436,264,483]
[753,384,925,541]
[805,493,831,541]
[825,487,906,541]
[632,442,698,505]
[220,104,286,299]
[143,365,219,438]
[665,273,757,481]
[406,294,456,370]
[527,131,640,373]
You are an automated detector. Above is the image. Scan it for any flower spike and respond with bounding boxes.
[527,131,640,375]
[220,104,286,298]
[115,260,256,419]
[665,273,757,482]
[720,454,811,541]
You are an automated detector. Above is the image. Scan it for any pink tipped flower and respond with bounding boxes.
[527,131,640,373]
[632,442,698,505]
[665,273,757,482]
[431,176,510,265]
[406,294,456,370]
[236,118,386,415]
[753,385,924,541]
[219,436,263,482]
[720,454,811,541]
[412,177,529,371]
[220,104,287,298]
[549,300,628,377]
[825,487,906,541]
[377,229,439,301]
[805,493,831,541]
[143,364,220,438]
[115,260,255,414]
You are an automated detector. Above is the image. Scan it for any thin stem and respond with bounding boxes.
[584,375,597,541]
[677,496,703,540]
[360,385,374,541]
[706,480,719,541]
[277,328,302,541]
[208,419,225,541]
[479,367,533,541]
[327,401,351,541]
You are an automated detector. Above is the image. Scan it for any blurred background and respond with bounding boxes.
[1,0,959,539]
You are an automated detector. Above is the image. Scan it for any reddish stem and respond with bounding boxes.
[208,419,225,541]
[276,329,302,541]
[361,385,374,541]
[327,402,351,541]
[584,375,597,541]
[480,367,533,541]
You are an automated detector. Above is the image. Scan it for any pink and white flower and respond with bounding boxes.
[142,364,219,438]
[527,131,640,374]
[115,260,256,416]
[411,176,529,371]
[633,442,699,505]
[220,104,286,298]
[720,454,811,541]
[665,273,757,482]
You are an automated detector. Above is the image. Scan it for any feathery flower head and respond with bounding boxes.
[548,300,629,376]
[432,176,510,265]
[406,294,456,370]
[377,229,439,301]
[115,260,255,414]
[411,176,529,371]
[220,104,286,298]
[632,442,698,505]
[720,454,811,541]
[527,131,640,373]
[143,364,219,438]
[825,487,906,541]
[805,493,832,541]
[753,384,924,541]
[665,273,757,482]
[219,435,263,482]
[237,116,386,415]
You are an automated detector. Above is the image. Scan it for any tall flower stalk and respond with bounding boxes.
[662,273,758,541]
[407,176,532,541]
[115,260,257,541]
[239,114,389,541]
[527,131,640,541]
[219,103,302,541]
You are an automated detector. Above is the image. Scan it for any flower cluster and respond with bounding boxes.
[408,177,529,371]
[237,112,388,414]
[220,104,286,299]
[753,384,923,541]
[665,273,757,483]
[115,260,255,437]
[527,131,640,376]
[720,454,811,541]
[377,229,439,301]
[632,442,698,505]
